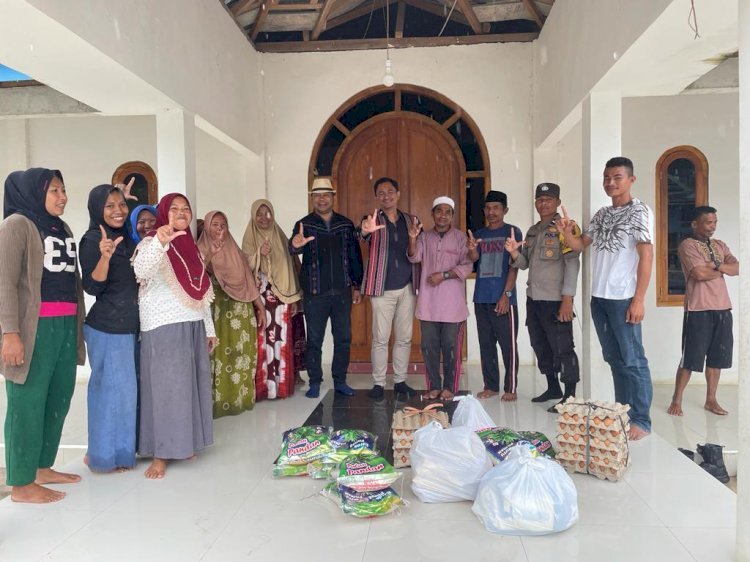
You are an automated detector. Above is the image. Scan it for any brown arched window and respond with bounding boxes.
[111,161,158,212]
[655,146,708,306]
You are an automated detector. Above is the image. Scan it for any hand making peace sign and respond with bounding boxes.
[555,204,574,235]
[407,216,423,239]
[115,177,138,201]
[99,225,124,259]
[503,227,521,253]
[360,208,385,235]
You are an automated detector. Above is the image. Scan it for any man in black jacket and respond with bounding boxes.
[290,178,363,398]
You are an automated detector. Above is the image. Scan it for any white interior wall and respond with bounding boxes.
[262,42,536,365]
[622,92,740,383]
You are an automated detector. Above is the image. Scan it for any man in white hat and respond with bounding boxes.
[407,197,473,399]
[290,177,363,399]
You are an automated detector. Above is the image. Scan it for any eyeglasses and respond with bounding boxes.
[376,190,398,198]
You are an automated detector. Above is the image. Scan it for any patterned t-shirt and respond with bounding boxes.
[40,227,77,303]
[473,224,522,304]
[585,198,654,300]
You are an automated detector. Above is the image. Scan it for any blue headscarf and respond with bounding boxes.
[128,204,157,243]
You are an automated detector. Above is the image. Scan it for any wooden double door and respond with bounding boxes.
[333,114,464,364]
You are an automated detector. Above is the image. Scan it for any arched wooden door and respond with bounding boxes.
[333,113,465,364]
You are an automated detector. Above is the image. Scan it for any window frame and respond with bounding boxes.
[655,145,709,307]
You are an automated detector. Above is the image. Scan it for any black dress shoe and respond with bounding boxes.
[368,384,384,399]
[393,381,417,397]
[531,389,563,403]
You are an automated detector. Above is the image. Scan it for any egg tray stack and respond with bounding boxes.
[391,403,450,468]
[554,399,631,482]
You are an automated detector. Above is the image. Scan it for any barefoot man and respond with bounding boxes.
[668,206,738,417]
[467,191,522,401]
[557,157,654,441]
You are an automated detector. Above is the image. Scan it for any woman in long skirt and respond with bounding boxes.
[79,184,139,472]
[198,211,265,418]
[242,199,305,400]
[132,193,216,479]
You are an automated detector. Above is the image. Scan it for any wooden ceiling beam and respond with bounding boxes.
[256,31,538,52]
[394,1,406,38]
[326,0,395,32]
[311,0,340,40]
[232,0,260,16]
[268,3,323,10]
[521,0,544,28]
[454,0,484,34]
[250,0,273,40]
[403,0,468,28]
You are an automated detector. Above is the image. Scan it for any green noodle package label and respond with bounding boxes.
[273,425,333,477]
[331,429,378,454]
[476,427,555,464]
[336,453,400,492]
[339,485,406,518]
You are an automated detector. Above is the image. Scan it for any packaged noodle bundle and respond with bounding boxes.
[476,427,555,465]
[308,429,379,480]
[335,453,400,492]
[273,425,333,478]
[321,483,407,518]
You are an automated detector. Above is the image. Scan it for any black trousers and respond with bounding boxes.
[420,320,464,393]
[475,303,519,393]
[526,298,579,384]
[303,291,352,386]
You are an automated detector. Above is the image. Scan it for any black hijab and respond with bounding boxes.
[81,184,135,258]
[3,168,66,234]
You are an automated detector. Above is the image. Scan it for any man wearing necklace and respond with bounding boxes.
[668,206,738,417]
[290,178,363,399]
[557,157,654,441]
[407,196,473,400]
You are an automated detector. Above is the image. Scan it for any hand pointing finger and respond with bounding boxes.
[99,225,109,240]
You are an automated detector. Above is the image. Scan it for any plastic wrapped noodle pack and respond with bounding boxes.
[476,427,556,465]
[335,453,401,492]
[472,444,579,536]
[322,483,408,518]
[273,425,334,478]
[410,422,493,503]
[308,429,379,480]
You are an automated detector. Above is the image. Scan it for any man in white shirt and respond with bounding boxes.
[557,157,654,440]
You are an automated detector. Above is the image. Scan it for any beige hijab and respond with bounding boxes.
[242,199,301,304]
[197,211,259,303]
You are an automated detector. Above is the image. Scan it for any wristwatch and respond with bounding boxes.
[504,290,513,298]
[442,271,450,280]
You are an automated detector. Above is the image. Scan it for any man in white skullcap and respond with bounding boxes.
[407,196,473,399]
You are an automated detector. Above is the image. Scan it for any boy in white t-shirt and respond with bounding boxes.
[556,157,654,441]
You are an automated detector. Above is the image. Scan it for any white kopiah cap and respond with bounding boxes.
[432,196,455,210]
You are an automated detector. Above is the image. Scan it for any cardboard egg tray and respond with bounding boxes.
[391,405,449,468]
[554,399,630,482]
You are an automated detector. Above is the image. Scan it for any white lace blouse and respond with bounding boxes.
[133,236,216,337]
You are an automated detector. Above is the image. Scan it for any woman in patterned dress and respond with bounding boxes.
[198,211,265,417]
[242,199,305,400]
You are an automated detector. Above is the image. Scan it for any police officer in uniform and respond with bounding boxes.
[505,183,581,412]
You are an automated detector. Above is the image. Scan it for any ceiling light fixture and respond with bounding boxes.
[383,0,395,87]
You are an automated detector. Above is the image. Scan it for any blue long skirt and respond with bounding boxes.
[84,325,138,471]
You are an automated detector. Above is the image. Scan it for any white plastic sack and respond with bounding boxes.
[452,395,496,431]
[471,444,578,535]
[410,421,493,503]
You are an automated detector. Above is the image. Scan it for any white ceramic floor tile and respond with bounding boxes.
[520,525,694,562]
[569,474,662,527]
[669,526,736,562]
[363,517,528,562]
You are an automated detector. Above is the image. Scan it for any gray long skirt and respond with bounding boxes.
[138,320,213,459]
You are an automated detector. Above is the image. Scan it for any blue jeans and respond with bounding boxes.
[590,297,652,432]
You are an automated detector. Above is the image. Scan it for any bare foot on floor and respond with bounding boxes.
[11,483,66,503]
[426,389,441,399]
[667,401,683,416]
[439,389,454,400]
[35,468,81,485]
[704,400,728,415]
[477,390,499,399]
[144,459,167,479]
[627,425,650,441]
[501,392,517,402]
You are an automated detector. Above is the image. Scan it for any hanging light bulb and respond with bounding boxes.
[383,57,395,87]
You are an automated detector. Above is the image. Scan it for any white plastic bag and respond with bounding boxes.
[410,422,493,503]
[452,395,496,431]
[471,444,578,535]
